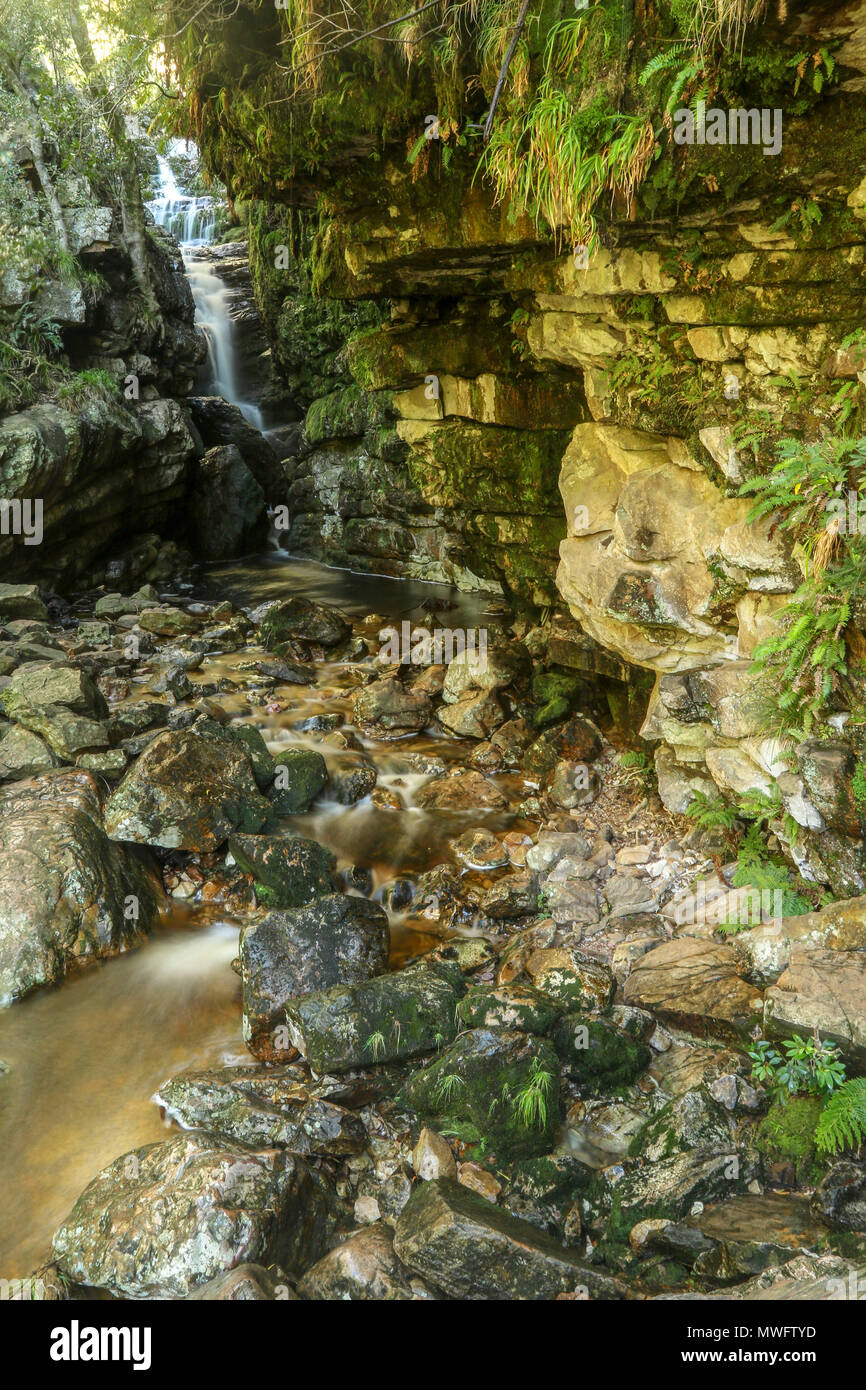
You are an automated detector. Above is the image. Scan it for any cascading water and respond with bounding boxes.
[150,144,264,431]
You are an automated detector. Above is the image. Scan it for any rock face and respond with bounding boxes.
[190,444,267,560]
[240,894,390,1059]
[0,770,162,1003]
[104,729,272,850]
[298,1224,419,1301]
[393,1179,627,1300]
[52,1133,332,1298]
[623,938,764,1044]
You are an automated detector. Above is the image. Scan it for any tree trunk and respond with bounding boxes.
[64,0,161,325]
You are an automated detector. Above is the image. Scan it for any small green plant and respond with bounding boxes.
[684,790,739,835]
[511,1058,553,1131]
[364,1031,386,1060]
[815,1078,866,1155]
[749,1033,847,1103]
[434,1072,465,1108]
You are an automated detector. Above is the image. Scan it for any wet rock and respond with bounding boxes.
[685,1193,827,1281]
[241,894,390,1059]
[811,1162,866,1231]
[632,1088,733,1161]
[228,833,336,908]
[764,947,866,1063]
[52,1133,332,1298]
[0,769,161,1003]
[1,662,109,760]
[187,1264,296,1300]
[437,690,504,739]
[195,716,275,791]
[526,947,613,1010]
[553,1015,651,1093]
[442,644,528,702]
[394,1179,628,1300]
[523,715,604,779]
[256,658,316,686]
[544,880,602,928]
[155,1066,366,1157]
[623,938,764,1044]
[190,444,267,561]
[457,983,560,1034]
[526,831,591,873]
[0,583,48,622]
[451,827,508,869]
[734,897,866,987]
[504,1152,597,1227]
[269,748,328,814]
[481,870,538,919]
[139,606,199,637]
[104,728,272,851]
[284,959,462,1073]
[412,1127,458,1181]
[549,758,601,809]
[258,597,351,649]
[298,1224,419,1301]
[353,677,432,739]
[328,760,378,804]
[0,725,59,779]
[401,1028,560,1160]
[107,701,169,744]
[458,1163,502,1202]
[614,1144,759,1219]
[415,769,508,811]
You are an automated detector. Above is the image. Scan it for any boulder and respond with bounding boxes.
[1,662,109,760]
[415,770,507,811]
[393,1180,628,1299]
[623,938,764,1043]
[0,583,48,623]
[269,748,328,814]
[190,445,267,561]
[552,1015,651,1092]
[401,1028,561,1160]
[298,1224,418,1301]
[764,947,866,1063]
[240,894,390,1060]
[155,1066,366,1157]
[186,1264,295,1300]
[258,597,351,649]
[228,833,336,907]
[353,677,432,739]
[52,1133,332,1298]
[0,725,59,780]
[104,729,272,850]
[456,983,560,1034]
[0,770,161,1003]
[284,959,462,1073]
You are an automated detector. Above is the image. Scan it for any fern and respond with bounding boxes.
[816,1078,866,1154]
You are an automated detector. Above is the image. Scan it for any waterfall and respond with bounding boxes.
[149,147,263,431]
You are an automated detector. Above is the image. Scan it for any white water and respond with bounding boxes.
[150,146,264,431]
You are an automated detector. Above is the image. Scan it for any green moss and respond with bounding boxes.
[552,1016,651,1095]
[755,1096,828,1186]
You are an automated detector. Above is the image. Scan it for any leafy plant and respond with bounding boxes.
[684,790,739,835]
[749,1033,847,1103]
[364,1031,386,1060]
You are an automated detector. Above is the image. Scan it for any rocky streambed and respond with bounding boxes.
[1,559,866,1302]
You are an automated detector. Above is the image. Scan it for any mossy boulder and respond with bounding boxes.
[456,983,560,1035]
[195,716,274,790]
[228,833,336,908]
[268,748,328,814]
[284,958,463,1073]
[400,1027,560,1161]
[552,1014,651,1094]
[258,597,351,649]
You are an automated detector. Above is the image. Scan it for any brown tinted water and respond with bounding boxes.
[0,555,515,1277]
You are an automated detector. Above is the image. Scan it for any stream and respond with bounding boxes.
[0,159,513,1273]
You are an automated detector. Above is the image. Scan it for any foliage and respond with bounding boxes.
[510,1057,554,1131]
[684,789,739,835]
[815,1078,866,1155]
[749,1033,847,1104]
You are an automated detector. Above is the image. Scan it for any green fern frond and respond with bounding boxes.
[816,1079,866,1154]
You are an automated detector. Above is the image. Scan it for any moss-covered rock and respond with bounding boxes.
[755,1096,828,1188]
[400,1027,560,1161]
[552,1015,651,1094]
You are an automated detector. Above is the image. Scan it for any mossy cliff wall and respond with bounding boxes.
[177,0,866,878]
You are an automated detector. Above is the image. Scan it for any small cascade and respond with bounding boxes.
[150,147,263,431]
